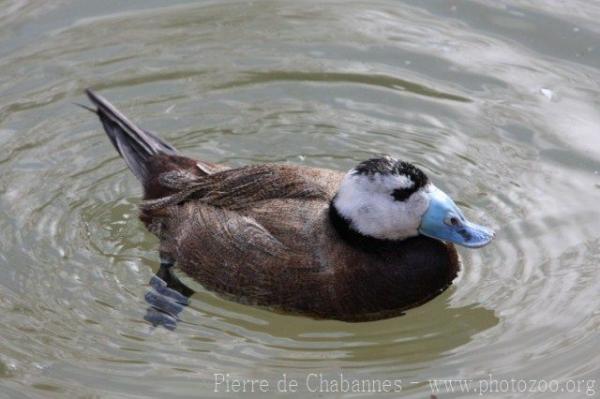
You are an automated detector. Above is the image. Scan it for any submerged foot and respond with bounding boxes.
[144,261,195,330]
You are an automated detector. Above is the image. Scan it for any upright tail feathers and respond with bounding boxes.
[85,89,178,183]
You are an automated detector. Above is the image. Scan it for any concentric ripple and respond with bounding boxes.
[0,1,599,398]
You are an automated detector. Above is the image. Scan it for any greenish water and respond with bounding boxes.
[1,1,599,398]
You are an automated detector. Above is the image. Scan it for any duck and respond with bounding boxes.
[85,89,494,322]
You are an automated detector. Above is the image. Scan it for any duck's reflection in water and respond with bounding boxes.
[144,264,194,330]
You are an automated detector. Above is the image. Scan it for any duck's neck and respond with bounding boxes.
[328,198,398,253]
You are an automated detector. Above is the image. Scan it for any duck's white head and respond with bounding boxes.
[332,156,494,248]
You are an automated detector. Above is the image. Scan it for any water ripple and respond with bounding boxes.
[0,1,598,398]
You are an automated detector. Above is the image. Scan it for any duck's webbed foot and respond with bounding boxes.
[144,259,195,330]
[155,260,195,298]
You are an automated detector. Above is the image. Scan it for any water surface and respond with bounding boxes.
[0,1,599,398]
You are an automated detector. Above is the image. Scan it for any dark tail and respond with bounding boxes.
[85,89,178,183]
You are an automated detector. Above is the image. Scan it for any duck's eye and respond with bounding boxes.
[392,187,414,201]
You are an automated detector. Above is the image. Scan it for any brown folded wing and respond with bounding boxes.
[141,163,345,315]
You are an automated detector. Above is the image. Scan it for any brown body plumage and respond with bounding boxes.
[86,90,459,322]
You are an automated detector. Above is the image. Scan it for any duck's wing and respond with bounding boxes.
[141,163,341,299]
[160,201,329,307]
[141,163,340,212]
